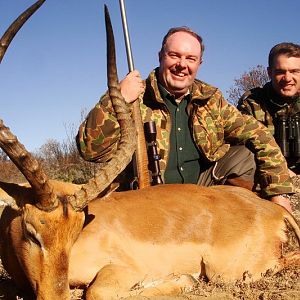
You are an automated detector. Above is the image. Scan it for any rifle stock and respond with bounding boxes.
[132,102,151,188]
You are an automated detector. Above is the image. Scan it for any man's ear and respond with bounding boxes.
[267,66,272,79]
[158,51,163,63]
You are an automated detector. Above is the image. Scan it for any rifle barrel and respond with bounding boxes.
[119,0,134,71]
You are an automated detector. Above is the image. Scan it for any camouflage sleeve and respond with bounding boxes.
[76,91,121,162]
[220,96,294,198]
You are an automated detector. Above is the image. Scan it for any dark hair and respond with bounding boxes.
[160,26,205,58]
[268,42,300,68]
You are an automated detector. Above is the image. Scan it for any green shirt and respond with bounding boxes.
[159,85,201,184]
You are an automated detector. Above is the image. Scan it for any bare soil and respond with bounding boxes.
[1,178,300,300]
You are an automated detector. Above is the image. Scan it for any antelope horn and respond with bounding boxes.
[0,0,46,64]
[0,0,57,211]
[0,120,58,211]
[68,5,136,211]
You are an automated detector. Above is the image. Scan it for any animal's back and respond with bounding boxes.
[70,184,297,284]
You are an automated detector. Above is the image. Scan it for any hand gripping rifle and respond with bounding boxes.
[119,0,151,189]
[119,0,163,186]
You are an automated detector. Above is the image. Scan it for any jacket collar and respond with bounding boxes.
[265,81,300,107]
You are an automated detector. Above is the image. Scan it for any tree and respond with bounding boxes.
[0,149,26,183]
[37,123,102,184]
[0,109,101,184]
[227,65,269,106]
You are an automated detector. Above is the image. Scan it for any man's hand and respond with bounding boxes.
[270,195,292,213]
[120,70,144,103]
[288,168,296,178]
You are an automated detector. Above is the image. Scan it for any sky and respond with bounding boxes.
[0,0,299,152]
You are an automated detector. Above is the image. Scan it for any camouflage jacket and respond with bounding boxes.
[237,82,300,135]
[77,69,294,197]
[238,82,300,169]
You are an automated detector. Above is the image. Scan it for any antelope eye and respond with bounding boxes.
[27,231,41,246]
[24,223,42,247]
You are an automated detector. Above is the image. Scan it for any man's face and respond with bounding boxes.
[158,31,202,98]
[268,54,300,98]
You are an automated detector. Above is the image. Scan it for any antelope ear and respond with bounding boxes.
[0,182,34,207]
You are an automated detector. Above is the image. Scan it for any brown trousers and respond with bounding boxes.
[197,145,255,189]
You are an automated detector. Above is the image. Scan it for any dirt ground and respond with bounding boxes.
[1,178,300,300]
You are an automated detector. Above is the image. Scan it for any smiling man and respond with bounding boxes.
[157,30,202,98]
[77,27,294,212]
[238,42,300,175]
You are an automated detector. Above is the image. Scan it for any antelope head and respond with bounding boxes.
[0,2,135,299]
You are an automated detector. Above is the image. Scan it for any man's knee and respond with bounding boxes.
[214,145,256,183]
[197,146,256,189]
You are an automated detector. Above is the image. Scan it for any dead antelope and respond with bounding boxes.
[0,1,300,300]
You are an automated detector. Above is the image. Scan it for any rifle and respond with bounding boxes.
[119,0,151,189]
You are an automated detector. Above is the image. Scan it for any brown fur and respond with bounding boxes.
[0,181,299,299]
